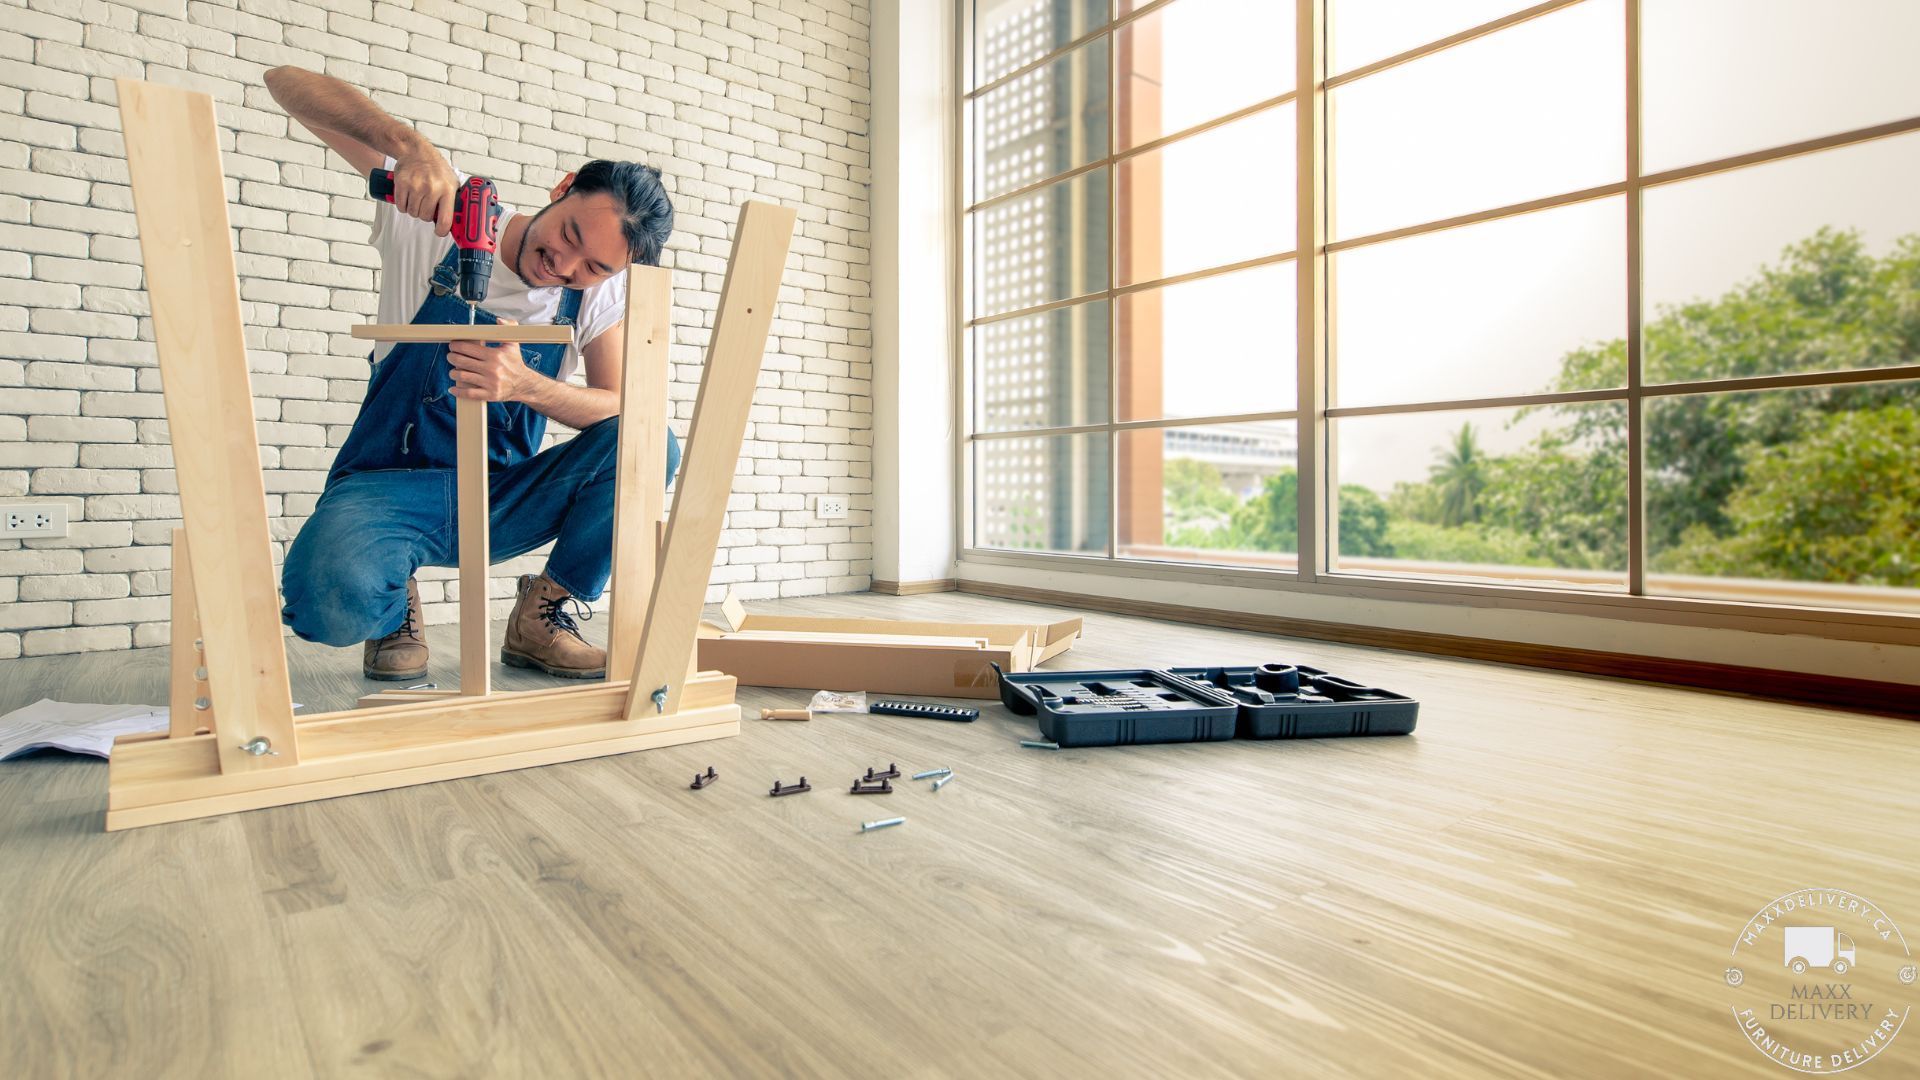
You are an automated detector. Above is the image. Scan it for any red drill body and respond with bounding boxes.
[368,168,502,306]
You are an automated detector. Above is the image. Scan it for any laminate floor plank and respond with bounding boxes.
[1,591,1914,1078]
[268,866,722,1078]
[1,795,315,1078]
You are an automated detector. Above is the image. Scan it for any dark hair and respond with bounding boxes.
[570,159,674,266]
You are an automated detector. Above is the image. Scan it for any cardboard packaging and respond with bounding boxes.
[697,595,1083,699]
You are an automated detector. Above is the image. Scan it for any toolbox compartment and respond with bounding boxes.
[993,661,1418,746]
[992,666,1238,748]
[1169,664,1419,739]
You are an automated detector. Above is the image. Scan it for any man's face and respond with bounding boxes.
[517,190,630,289]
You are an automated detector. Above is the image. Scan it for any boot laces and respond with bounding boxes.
[539,594,594,640]
[381,594,420,643]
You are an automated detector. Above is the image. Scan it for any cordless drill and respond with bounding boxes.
[368,167,502,320]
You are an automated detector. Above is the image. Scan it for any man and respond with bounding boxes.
[265,66,680,681]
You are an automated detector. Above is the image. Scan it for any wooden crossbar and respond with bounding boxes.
[350,323,575,343]
[110,78,795,830]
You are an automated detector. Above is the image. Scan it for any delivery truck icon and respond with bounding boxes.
[1784,926,1856,976]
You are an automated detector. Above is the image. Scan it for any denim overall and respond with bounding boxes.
[280,245,681,647]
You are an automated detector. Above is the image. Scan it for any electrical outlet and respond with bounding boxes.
[814,495,848,520]
[2,502,68,539]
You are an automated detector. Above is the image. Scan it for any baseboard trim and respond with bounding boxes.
[871,578,959,596]
[957,580,1920,719]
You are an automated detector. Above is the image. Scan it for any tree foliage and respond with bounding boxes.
[1163,467,1395,557]
[1538,229,1920,555]
[1162,457,1237,527]
[1430,423,1487,528]
[1150,229,1918,587]
[1662,405,1920,586]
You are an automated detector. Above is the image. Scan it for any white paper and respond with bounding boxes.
[0,698,171,760]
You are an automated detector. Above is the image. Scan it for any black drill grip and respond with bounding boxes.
[368,167,396,202]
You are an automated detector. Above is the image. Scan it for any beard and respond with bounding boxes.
[512,199,564,286]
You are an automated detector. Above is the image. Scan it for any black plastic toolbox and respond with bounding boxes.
[991,666,1238,748]
[993,662,1417,747]
[1169,664,1419,740]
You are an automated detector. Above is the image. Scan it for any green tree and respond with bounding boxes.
[1162,457,1237,526]
[1198,468,1395,557]
[1222,467,1299,551]
[1429,423,1487,528]
[1477,404,1628,570]
[1336,483,1394,557]
[1384,520,1550,566]
[1663,404,1920,586]
[1386,479,1443,525]
[1539,229,1920,554]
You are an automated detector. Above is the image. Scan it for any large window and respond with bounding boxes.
[961,0,1920,619]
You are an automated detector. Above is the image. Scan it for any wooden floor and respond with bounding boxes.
[1,591,1915,1078]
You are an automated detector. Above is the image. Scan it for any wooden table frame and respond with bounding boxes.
[107,79,797,831]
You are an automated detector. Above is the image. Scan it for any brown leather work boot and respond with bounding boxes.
[501,573,606,679]
[363,577,429,680]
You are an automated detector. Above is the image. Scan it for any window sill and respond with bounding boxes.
[959,545,1920,644]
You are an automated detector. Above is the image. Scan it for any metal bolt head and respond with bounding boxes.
[193,666,208,682]
[193,696,210,711]
[650,686,668,713]
[238,736,278,757]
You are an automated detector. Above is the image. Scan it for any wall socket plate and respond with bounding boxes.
[813,495,848,520]
[2,502,70,539]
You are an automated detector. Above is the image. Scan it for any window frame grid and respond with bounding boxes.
[954,0,1920,636]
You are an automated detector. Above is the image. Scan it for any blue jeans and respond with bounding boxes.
[281,417,680,647]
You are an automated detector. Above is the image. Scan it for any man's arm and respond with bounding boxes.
[448,320,626,431]
[263,65,460,236]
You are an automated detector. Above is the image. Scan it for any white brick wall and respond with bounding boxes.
[0,0,875,658]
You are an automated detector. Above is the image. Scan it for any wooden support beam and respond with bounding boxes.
[457,396,491,696]
[355,671,730,709]
[167,529,209,739]
[624,201,797,718]
[118,78,298,771]
[349,324,574,343]
[106,674,741,830]
[607,265,673,683]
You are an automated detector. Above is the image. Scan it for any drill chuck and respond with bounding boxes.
[458,253,494,308]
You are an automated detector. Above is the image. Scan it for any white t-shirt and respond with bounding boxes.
[366,157,625,380]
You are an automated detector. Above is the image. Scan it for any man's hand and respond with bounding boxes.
[448,320,536,403]
[391,146,461,237]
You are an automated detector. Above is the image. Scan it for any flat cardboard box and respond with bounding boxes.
[696,596,1082,699]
